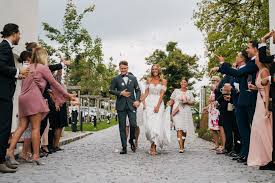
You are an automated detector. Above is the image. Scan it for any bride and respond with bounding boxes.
[141,64,171,155]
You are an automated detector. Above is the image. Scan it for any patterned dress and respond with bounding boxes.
[208,91,220,131]
[170,89,195,135]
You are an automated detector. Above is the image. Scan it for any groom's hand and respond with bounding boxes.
[133,101,140,108]
[120,89,131,97]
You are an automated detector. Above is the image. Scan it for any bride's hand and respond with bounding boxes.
[154,105,160,113]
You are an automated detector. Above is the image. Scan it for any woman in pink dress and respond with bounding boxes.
[247,54,273,167]
[6,48,75,165]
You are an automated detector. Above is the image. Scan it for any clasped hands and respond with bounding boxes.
[120,89,140,108]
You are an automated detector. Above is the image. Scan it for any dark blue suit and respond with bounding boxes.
[218,60,258,157]
[230,77,242,153]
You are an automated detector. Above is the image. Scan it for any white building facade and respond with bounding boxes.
[0,0,38,55]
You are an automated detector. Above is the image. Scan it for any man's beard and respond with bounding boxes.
[13,38,20,45]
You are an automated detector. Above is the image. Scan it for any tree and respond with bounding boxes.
[40,0,117,95]
[145,42,201,101]
[193,0,269,69]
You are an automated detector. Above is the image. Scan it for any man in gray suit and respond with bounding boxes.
[109,61,141,154]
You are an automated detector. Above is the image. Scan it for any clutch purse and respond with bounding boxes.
[227,103,234,111]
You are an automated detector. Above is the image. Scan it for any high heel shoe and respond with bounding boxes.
[5,155,20,165]
[18,154,33,163]
[179,149,185,153]
[33,159,45,165]
[41,148,49,157]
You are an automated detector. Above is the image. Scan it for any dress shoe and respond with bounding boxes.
[232,155,243,161]
[18,156,33,163]
[54,147,64,152]
[230,152,240,158]
[216,149,225,154]
[5,161,18,169]
[0,164,16,173]
[120,147,127,154]
[49,148,56,153]
[129,139,136,152]
[225,151,233,156]
[259,161,275,171]
[33,159,45,165]
[237,156,247,163]
[5,156,20,165]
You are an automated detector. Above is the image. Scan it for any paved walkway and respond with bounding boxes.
[1,126,275,183]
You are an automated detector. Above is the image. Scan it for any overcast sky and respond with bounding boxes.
[39,0,206,82]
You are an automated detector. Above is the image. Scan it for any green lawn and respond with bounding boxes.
[65,119,118,132]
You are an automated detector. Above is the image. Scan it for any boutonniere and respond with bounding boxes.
[129,79,132,84]
[121,82,125,86]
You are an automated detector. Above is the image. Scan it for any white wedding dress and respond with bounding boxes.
[143,83,171,148]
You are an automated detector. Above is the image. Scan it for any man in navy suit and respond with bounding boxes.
[211,41,259,164]
[0,24,29,173]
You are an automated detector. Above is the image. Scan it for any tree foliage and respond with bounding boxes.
[193,0,269,69]
[145,42,201,101]
[40,0,118,95]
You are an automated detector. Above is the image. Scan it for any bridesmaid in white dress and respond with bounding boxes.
[135,78,146,148]
[141,64,171,155]
[168,78,195,153]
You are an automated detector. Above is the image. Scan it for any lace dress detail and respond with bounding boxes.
[143,84,171,148]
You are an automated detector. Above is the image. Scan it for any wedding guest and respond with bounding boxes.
[93,115,97,130]
[24,42,71,154]
[169,78,195,153]
[135,77,147,148]
[6,48,76,165]
[51,69,69,152]
[17,51,33,162]
[208,76,221,150]
[258,30,275,170]
[18,123,32,163]
[211,41,259,163]
[214,72,232,155]
[41,120,50,156]
[0,23,29,173]
[228,52,249,157]
[71,99,79,132]
[247,52,273,168]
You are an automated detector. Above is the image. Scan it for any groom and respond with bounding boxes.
[109,61,141,154]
